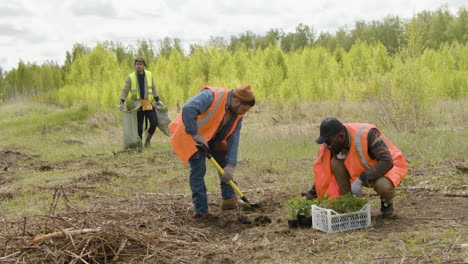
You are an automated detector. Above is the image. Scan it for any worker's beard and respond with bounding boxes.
[227,104,238,115]
[331,141,347,155]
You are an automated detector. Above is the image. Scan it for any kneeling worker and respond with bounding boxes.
[308,117,408,217]
[169,84,255,218]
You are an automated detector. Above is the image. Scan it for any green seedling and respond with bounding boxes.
[317,193,368,213]
[285,193,368,220]
[285,196,320,220]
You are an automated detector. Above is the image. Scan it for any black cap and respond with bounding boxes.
[315,117,344,144]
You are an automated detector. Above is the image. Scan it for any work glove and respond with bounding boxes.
[154,98,167,111]
[351,178,363,196]
[118,99,125,111]
[220,165,234,183]
[301,185,317,200]
[192,133,208,149]
[153,97,164,106]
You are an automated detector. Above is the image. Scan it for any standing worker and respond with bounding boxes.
[169,84,255,218]
[120,57,165,147]
[308,117,408,217]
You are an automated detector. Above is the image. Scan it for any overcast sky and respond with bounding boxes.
[0,0,465,71]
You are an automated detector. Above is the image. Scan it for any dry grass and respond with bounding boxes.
[0,99,466,263]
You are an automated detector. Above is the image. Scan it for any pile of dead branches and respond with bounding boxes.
[0,187,222,263]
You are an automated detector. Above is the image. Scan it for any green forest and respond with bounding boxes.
[0,7,466,126]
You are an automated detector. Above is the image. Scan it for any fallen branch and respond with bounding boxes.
[0,251,20,261]
[143,193,191,197]
[374,255,419,260]
[31,228,102,245]
[400,187,467,197]
[143,183,304,197]
[112,238,128,261]
[400,187,439,191]
[442,193,468,198]
[66,250,90,264]
[409,217,464,221]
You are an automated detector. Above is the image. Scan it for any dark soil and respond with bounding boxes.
[0,148,466,263]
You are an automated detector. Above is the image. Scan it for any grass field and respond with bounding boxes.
[0,99,466,263]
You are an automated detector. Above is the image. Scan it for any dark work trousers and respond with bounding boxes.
[136,108,158,139]
[188,149,236,213]
[332,155,395,204]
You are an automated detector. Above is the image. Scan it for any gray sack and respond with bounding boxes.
[122,102,142,149]
[154,106,172,136]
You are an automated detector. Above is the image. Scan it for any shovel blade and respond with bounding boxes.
[240,196,260,208]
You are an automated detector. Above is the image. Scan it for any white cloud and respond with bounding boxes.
[0,0,465,70]
[213,0,282,15]
[0,57,7,66]
[114,0,169,18]
[70,0,118,18]
[0,2,31,17]
[0,24,26,36]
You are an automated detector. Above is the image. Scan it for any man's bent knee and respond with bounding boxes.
[373,177,395,203]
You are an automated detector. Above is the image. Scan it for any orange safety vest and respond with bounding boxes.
[313,123,408,198]
[168,86,242,164]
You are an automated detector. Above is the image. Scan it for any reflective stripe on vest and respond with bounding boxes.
[313,123,408,199]
[129,70,153,100]
[355,123,371,170]
[197,87,225,128]
[168,87,242,164]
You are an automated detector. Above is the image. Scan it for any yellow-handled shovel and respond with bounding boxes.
[196,144,259,208]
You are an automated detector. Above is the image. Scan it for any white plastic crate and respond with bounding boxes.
[311,203,371,233]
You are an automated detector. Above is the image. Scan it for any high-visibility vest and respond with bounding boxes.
[313,123,408,198]
[169,86,242,164]
[129,70,153,100]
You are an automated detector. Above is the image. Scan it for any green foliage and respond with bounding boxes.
[0,7,466,132]
[285,194,368,219]
[125,98,136,111]
[317,193,369,214]
[285,196,319,220]
[280,24,315,52]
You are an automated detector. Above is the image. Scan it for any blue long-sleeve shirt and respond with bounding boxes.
[182,89,243,166]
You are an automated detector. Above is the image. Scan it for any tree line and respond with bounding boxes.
[0,6,466,108]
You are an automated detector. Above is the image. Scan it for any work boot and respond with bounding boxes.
[144,133,153,147]
[221,197,245,210]
[193,212,211,219]
[381,201,394,218]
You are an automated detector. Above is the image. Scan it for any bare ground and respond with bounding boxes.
[0,148,467,264]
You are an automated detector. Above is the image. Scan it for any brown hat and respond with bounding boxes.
[233,84,255,106]
[134,57,146,66]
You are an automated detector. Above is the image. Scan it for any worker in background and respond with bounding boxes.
[120,57,164,147]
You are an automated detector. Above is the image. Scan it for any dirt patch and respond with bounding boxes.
[0,187,465,263]
[63,139,84,145]
[37,164,55,171]
[0,190,16,200]
[238,215,252,224]
[254,215,272,226]
[0,149,37,170]
[455,160,468,173]
[73,169,121,184]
